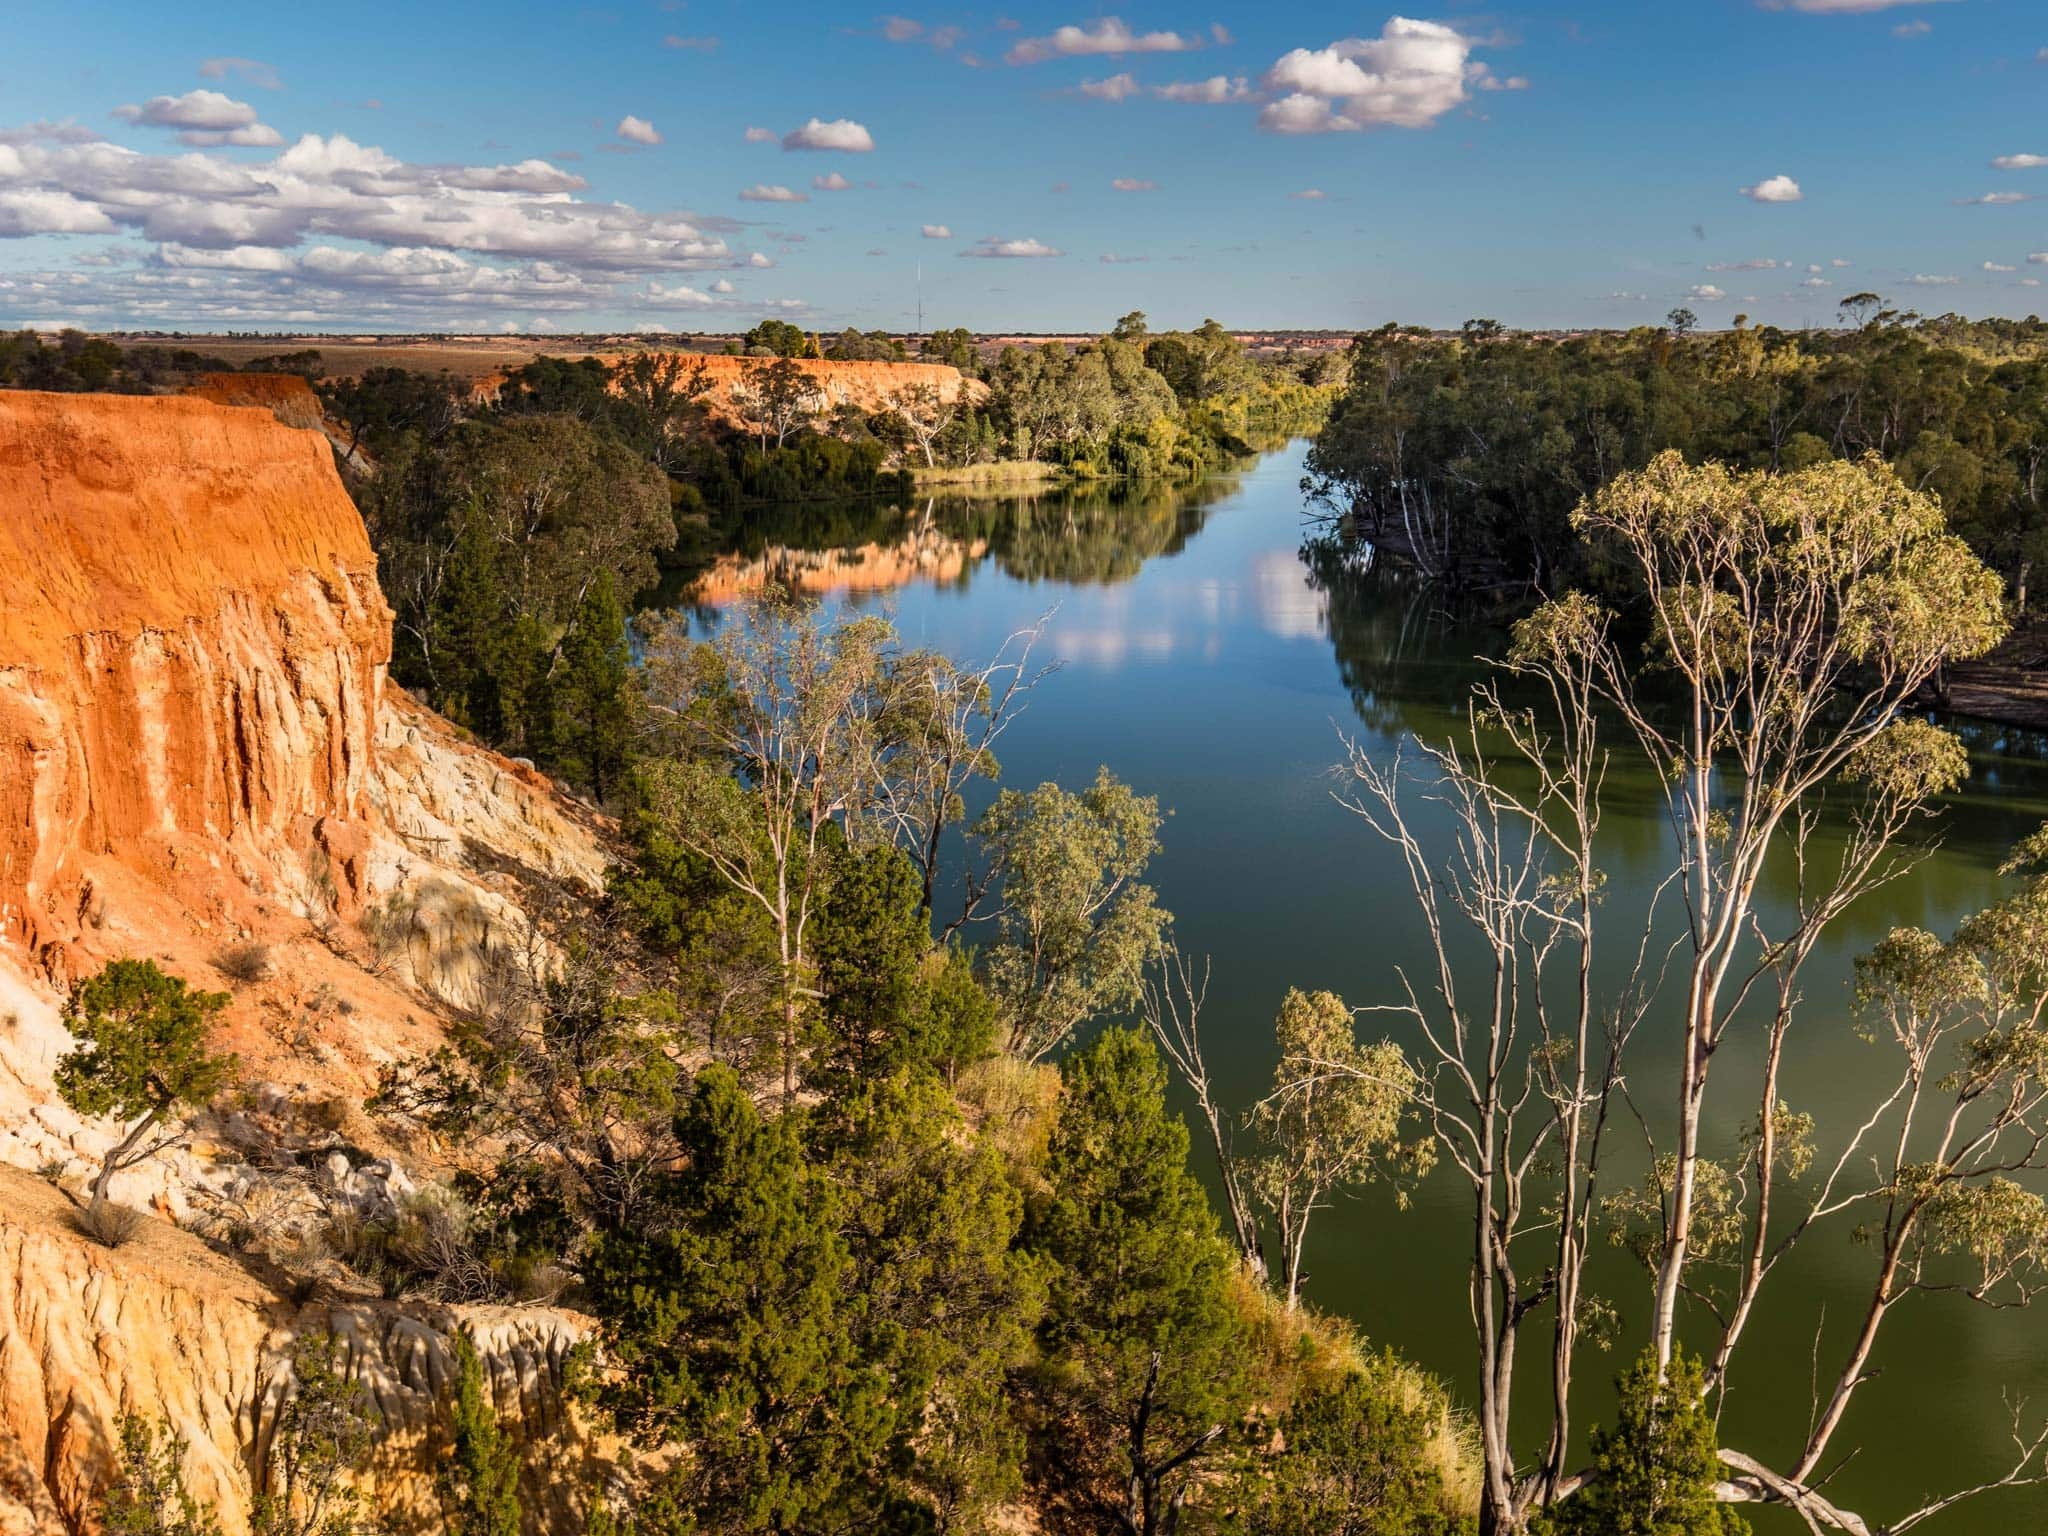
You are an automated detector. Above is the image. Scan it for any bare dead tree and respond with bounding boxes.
[1338,673,1655,1533]
[1333,452,2038,1533]
[888,381,959,468]
[857,612,1058,930]
[1139,942,1266,1282]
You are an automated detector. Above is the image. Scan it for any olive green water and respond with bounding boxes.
[686,444,2048,1532]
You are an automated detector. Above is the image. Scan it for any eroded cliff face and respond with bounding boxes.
[182,374,327,434]
[0,1170,602,1536]
[0,390,614,1533]
[0,391,390,971]
[468,352,985,424]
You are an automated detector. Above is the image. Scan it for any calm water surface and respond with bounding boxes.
[684,444,2048,1532]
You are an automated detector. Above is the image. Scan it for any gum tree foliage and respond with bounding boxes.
[1306,315,2048,593]
[730,357,820,448]
[971,767,1169,1062]
[55,959,236,1230]
[1341,452,2014,1533]
[1252,987,1420,1309]
[635,597,895,1103]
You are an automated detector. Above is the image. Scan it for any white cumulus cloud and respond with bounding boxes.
[0,188,120,236]
[812,172,853,191]
[782,118,875,152]
[1080,73,1141,101]
[921,223,953,239]
[1259,19,1484,134]
[960,235,1063,258]
[1111,177,1159,192]
[1740,174,1803,202]
[743,126,778,143]
[1994,154,2048,169]
[1686,284,1728,302]
[1154,75,1252,102]
[1007,17,1203,65]
[1986,261,2018,272]
[113,89,282,147]
[740,183,808,202]
[617,116,662,145]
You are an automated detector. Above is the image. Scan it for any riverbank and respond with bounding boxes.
[1944,621,2048,731]
[910,460,1069,492]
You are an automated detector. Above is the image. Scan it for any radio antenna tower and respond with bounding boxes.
[916,260,923,338]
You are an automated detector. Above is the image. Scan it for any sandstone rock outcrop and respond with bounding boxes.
[0,390,389,970]
[182,374,327,434]
[0,1169,599,1536]
[469,352,985,425]
[0,389,614,1532]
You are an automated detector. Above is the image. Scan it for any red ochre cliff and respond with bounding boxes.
[0,391,612,1534]
[0,391,391,970]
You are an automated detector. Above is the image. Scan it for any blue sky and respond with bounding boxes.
[2,0,2046,332]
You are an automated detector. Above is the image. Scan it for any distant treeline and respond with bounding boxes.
[1308,311,2048,593]
[0,327,323,390]
[323,314,1337,791]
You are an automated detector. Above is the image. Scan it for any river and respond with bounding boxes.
[678,442,2048,1532]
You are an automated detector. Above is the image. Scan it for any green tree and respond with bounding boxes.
[921,327,979,374]
[55,959,236,1235]
[744,319,810,358]
[252,1333,374,1536]
[972,768,1169,1061]
[100,1415,221,1536]
[445,413,675,624]
[582,1066,897,1533]
[1541,1352,1747,1536]
[1240,1360,1460,1536]
[635,599,895,1103]
[731,356,819,448]
[1252,989,1418,1308]
[1023,1028,1249,1536]
[921,944,999,1084]
[812,1070,1043,1530]
[440,1330,523,1536]
[807,842,933,1089]
[428,511,515,740]
[547,569,635,802]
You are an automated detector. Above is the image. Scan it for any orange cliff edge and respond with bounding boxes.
[468,352,985,419]
[0,389,392,972]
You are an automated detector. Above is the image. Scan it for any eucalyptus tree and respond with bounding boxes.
[970,767,1169,1062]
[1339,451,2016,1532]
[858,615,1054,927]
[1251,987,1417,1309]
[636,597,895,1103]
